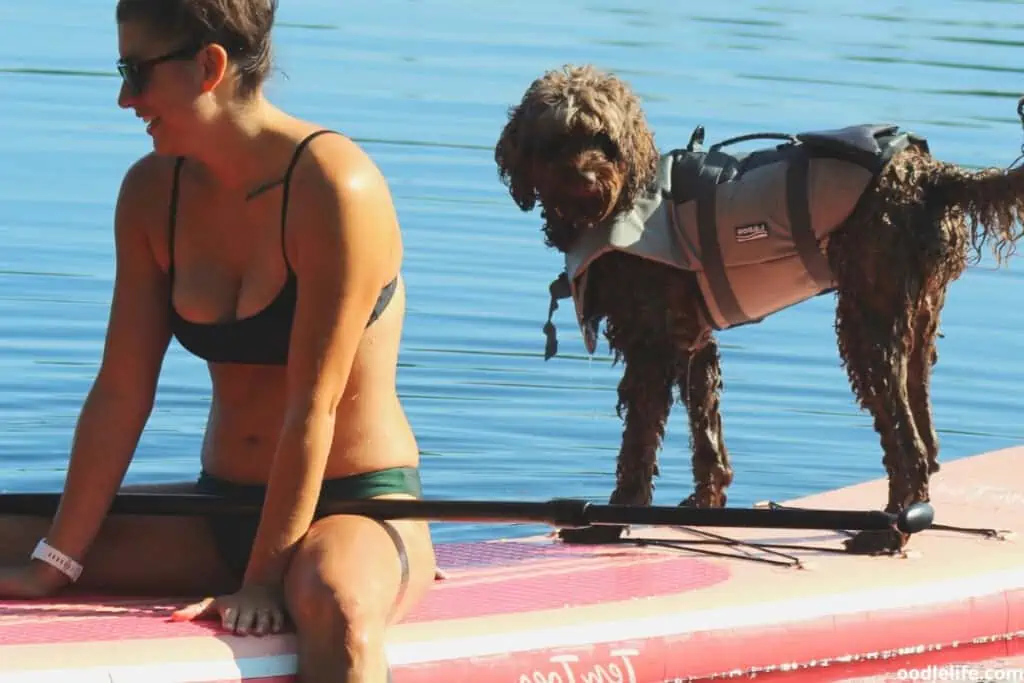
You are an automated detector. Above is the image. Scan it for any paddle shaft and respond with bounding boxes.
[0,492,932,533]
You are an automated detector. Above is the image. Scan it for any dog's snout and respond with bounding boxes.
[553,164,595,188]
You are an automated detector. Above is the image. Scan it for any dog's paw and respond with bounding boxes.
[679,491,727,508]
[609,487,652,507]
[557,524,627,544]
[842,529,909,556]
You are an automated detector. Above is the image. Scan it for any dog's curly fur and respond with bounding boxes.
[494,64,1024,553]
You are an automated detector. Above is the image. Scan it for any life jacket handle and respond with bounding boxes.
[708,132,799,153]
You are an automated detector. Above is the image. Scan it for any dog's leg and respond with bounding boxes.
[907,288,946,476]
[558,345,675,544]
[678,338,733,508]
[835,287,930,555]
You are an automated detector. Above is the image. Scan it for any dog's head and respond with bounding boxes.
[494,64,659,252]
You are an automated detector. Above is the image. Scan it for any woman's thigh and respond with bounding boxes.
[284,509,436,629]
[0,481,237,596]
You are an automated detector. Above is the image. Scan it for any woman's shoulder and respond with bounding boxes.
[111,153,182,269]
[282,126,401,260]
[290,128,388,195]
[116,152,180,207]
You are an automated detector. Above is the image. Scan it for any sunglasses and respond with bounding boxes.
[117,44,201,95]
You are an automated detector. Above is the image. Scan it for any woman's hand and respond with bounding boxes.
[171,582,287,636]
[0,563,69,599]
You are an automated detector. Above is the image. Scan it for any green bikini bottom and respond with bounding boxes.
[194,466,423,579]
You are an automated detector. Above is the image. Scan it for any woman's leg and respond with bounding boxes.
[283,497,436,683]
[0,481,237,596]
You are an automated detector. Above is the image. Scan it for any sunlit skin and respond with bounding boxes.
[0,15,436,683]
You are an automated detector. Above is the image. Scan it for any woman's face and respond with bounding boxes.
[115,20,217,156]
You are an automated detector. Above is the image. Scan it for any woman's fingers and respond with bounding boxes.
[170,597,216,622]
[169,592,287,636]
[221,604,242,633]
[253,608,273,636]
[253,606,287,636]
[271,606,286,634]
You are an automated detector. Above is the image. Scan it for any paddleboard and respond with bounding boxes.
[2,445,1023,682]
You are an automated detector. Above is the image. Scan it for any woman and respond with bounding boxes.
[0,0,436,680]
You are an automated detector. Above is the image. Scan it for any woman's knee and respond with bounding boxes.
[285,560,387,658]
[283,523,394,650]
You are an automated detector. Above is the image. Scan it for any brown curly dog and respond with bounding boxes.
[494,64,1024,554]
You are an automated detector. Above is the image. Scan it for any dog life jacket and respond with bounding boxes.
[542,123,928,358]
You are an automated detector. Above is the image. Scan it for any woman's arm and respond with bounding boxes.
[242,136,399,587]
[33,155,173,586]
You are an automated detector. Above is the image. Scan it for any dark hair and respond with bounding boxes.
[115,0,277,98]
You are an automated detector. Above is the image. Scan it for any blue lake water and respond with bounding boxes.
[1,0,1023,544]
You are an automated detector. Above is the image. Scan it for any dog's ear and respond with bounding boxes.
[617,122,659,205]
[607,98,659,210]
[494,105,538,212]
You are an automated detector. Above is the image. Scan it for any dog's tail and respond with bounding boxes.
[926,161,1024,265]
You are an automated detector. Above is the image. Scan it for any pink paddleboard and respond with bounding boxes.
[2,446,1023,682]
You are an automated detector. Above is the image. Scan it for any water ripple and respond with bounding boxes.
[1,0,1023,543]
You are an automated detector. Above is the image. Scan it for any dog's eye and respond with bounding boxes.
[595,132,619,160]
[533,133,619,162]
[534,136,568,160]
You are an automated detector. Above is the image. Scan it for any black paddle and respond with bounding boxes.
[0,491,935,534]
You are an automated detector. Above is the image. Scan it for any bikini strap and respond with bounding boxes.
[167,156,185,283]
[280,129,341,271]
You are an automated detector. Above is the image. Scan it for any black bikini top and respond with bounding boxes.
[167,129,398,366]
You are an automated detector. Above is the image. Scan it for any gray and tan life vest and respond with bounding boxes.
[542,123,928,358]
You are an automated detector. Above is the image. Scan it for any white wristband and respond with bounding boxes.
[30,539,83,583]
